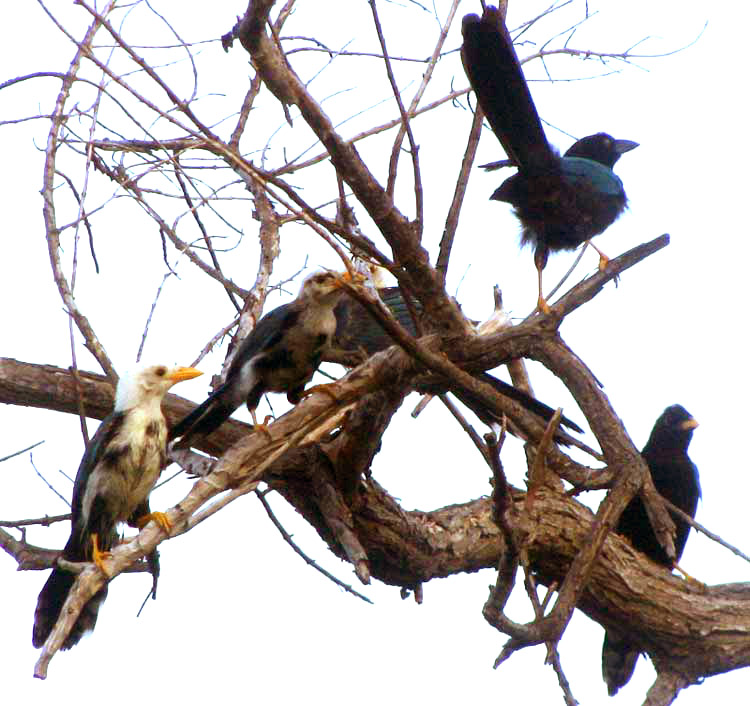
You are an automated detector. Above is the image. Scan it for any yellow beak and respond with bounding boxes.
[339,269,366,285]
[681,417,699,431]
[166,366,203,383]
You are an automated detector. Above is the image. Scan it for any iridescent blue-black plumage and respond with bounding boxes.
[461,7,637,310]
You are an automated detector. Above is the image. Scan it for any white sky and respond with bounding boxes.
[1,1,747,704]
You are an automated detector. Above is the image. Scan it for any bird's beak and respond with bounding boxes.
[614,139,639,155]
[338,270,366,286]
[166,367,203,383]
[680,417,699,431]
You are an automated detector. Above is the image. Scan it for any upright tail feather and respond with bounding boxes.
[461,7,552,168]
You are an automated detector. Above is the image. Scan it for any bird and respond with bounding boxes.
[461,7,638,312]
[170,271,351,449]
[331,285,583,437]
[602,404,701,696]
[32,363,203,650]
[333,285,419,357]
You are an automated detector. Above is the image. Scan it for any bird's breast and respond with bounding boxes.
[80,411,167,528]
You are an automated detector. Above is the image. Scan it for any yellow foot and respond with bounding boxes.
[137,511,172,534]
[301,383,340,402]
[250,410,274,439]
[536,296,551,315]
[91,534,112,576]
[673,563,706,590]
[586,239,610,272]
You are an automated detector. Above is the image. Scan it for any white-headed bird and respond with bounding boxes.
[32,364,202,650]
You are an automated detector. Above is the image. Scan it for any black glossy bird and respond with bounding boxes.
[331,286,583,437]
[32,364,203,650]
[602,404,701,696]
[461,7,638,312]
[171,271,350,449]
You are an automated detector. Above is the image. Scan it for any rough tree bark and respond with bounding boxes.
[0,1,743,703]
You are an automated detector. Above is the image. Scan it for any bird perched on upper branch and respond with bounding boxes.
[602,404,701,696]
[32,364,203,650]
[171,271,351,449]
[461,7,638,312]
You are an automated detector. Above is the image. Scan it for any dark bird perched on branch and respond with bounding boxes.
[171,271,351,449]
[602,405,701,696]
[331,286,583,436]
[461,7,638,312]
[32,364,203,650]
[334,285,418,357]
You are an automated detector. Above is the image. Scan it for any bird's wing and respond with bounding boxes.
[560,157,625,196]
[228,302,300,369]
[170,303,302,446]
[333,287,419,355]
[461,7,553,168]
[69,411,126,531]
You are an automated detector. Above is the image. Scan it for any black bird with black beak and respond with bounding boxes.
[461,7,638,311]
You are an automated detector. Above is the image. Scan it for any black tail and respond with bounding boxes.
[170,383,238,448]
[602,629,640,697]
[331,286,582,436]
[474,372,583,434]
[461,7,552,168]
[32,534,108,650]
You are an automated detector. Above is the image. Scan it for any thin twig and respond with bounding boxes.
[30,455,71,509]
[0,440,45,463]
[255,489,373,604]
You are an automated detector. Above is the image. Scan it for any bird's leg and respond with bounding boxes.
[250,409,273,439]
[90,534,112,576]
[534,246,551,314]
[299,383,340,402]
[587,239,610,271]
[673,562,706,590]
[136,511,172,534]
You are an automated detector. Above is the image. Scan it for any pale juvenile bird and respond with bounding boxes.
[171,271,350,449]
[32,364,202,650]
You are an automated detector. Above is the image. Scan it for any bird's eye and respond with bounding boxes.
[155,366,167,377]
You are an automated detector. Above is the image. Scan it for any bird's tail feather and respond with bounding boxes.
[32,533,108,650]
[170,384,237,448]
[461,7,552,168]
[602,629,640,697]
[474,372,583,434]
